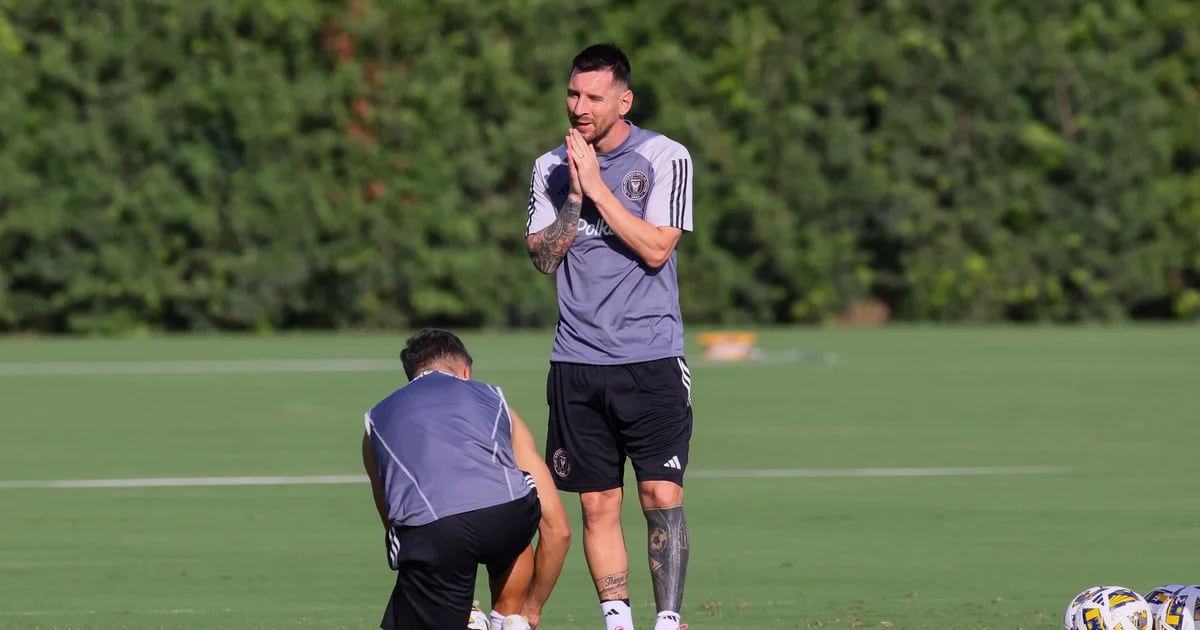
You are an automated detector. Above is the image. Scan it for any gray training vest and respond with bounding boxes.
[525,121,694,365]
[365,371,532,527]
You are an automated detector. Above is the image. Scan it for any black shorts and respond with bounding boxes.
[545,357,693,493]
[380,491,540,630]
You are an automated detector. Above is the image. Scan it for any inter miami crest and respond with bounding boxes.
[622,171,649,200]
[552,448,571,478]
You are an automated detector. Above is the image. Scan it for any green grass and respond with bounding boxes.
[0,326,1197,629]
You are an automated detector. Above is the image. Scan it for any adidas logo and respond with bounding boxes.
[604,609,621,617]
[663,455,682,470]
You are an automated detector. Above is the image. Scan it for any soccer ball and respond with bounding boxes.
[468,606,489,630]
[1159,585,1200,630]
[1069,586,1152,630]
[1145,585,1184,628]
[1067,586,1109,629]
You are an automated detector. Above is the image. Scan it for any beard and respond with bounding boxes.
[573,116,616,146]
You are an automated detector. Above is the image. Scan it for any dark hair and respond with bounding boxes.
[571,42,631,87]
[399,328,474,380]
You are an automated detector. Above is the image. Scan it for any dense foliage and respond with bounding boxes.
[1,0,1197,332]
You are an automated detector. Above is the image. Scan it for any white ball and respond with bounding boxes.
[1146,585,1185,627]
[1070,586,1152,630]
[1066,586,1108,630]
[1160,585,1200,630]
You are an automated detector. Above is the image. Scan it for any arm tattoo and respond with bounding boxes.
[594,571,629,601]
[527,197,582,274]
[646,506,689,613]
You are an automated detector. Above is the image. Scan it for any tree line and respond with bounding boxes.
[0,0,1196,333]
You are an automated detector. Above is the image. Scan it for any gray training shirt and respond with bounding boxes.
[364,371,533,527]
[525,121,694,365]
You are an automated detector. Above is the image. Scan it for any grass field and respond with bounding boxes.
[1,326,1197,630]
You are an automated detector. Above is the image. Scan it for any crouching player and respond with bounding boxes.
[362,329,571,629]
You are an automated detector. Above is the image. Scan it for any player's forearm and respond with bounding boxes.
[524,526,570,615]
[591,189,679,268]
[526,196,583,274]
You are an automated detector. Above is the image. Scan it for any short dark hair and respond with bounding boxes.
[399,328,473,380]
[571,43,631,87]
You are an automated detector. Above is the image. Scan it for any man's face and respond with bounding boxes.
[566,69,630,146]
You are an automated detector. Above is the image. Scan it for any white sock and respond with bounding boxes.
[501,614,531,629]
[654,611,682,630]
[601,599,634,630]
[489,610,504,630]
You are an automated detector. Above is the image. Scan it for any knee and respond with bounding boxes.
[579,488,623,527]
[639,481,683,510]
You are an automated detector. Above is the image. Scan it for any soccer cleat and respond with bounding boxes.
[501,614,531,629]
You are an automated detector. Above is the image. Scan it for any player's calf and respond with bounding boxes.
[645,505,689,630]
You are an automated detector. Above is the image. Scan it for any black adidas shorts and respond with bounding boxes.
[379,491,540,630]
[545,357,694,493]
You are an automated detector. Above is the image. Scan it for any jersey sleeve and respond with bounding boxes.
[525,159,557,236]
[643,143,694,232]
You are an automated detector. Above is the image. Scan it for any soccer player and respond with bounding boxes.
[524,43,694,630]
[361,329,571,630]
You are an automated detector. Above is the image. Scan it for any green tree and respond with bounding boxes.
[1,0,1196,333]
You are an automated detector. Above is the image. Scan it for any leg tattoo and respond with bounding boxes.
[595,571,629,601]
[645,506,689,613]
